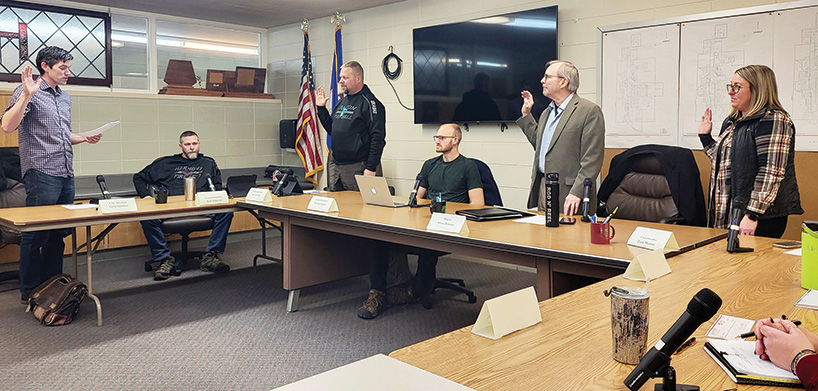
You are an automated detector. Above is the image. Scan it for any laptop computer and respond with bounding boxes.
[355,175,409,208]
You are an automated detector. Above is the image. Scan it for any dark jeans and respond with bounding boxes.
[370,243,445,296]
[140,212,234,262]
[19,170,74,297]
[755,216,789,239]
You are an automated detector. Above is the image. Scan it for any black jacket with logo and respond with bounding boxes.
[132,153,222,198]
[317,84,386,171]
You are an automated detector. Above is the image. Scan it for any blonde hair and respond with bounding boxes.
[341,60,364,80]
[731,65,787,118]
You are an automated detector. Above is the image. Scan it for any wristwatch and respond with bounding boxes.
[745,211,759,221]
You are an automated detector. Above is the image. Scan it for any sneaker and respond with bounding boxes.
[357,290,386,319]
[21,295,29,306]
[154,256,175,281]
[201,251,230,273]
[387,286,413,306]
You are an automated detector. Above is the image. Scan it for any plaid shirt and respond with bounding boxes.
[4,81,74,177]
[702,109,794,228]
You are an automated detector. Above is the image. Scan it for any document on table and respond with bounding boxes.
[75,121,120,137]
[705,339,800,384]
[796,289,818,310]
[514,215,545,225]
[62,203,98,210]
[786,248,802,256]
[705,314,755,340]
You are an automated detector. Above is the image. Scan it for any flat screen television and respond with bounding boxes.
[413,6,558,125]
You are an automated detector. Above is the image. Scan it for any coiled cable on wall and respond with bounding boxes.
[382,46,413,110]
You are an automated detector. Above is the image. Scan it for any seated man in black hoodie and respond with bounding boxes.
[133,131,233,280]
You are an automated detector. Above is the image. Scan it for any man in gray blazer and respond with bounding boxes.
[516,60,605,215]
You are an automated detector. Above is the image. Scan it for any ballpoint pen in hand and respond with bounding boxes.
[737,319,802,339]
[603,206,619,224]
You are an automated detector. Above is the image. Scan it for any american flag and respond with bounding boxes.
[295,29,323,185]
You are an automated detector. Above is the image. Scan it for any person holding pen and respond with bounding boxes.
[698,65,802,238]
[752,317,818,389]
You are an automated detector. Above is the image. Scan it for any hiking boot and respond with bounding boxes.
[357,290,386,319]
[387,286,413,306]
[154,256,175,281]
[201,251,230,273]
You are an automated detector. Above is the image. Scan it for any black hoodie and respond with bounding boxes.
[317,84,386,171]
[132,153,222,198]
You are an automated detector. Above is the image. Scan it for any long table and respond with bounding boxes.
[389,236,815,390]
[0,196,241,326]
[238,191,726,312]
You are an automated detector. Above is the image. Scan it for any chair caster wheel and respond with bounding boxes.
[468,295,477,303]
[144,264,153,272]
[457,281,466,287]
[173,268,182,276]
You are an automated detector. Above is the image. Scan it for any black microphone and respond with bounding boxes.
[581,178,592,222]
[624,288,722,390]
[96,175,111,199]
[272,168,293,196]
[727,196,753,253]
[205,174,216,192]
[408,173,422,207]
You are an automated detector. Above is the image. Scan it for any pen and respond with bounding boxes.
[737,320,801,339]
[674,337,696,355]
[603,206,619,224]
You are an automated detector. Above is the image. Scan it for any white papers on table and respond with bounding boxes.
[705,314,756,340]
[62,203,98,210]
[786,248,802,256]
[706,339,799,381]
[796,289,818,310]
[75,121,120,137]
[514,215,545,225]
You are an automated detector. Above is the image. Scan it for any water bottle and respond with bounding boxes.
[545,172,559,227]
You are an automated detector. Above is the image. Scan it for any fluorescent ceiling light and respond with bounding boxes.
[470,17,556,30]
[473,16,512,24]
[476,61,507,68]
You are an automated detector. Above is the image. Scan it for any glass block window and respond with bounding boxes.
[0,2,112,86]
[111,14,148,89]
[155,19,260,89]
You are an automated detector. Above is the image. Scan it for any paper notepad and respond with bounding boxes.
[704,339,800,386]
[796,289,818,310]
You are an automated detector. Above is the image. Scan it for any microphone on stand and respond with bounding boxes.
[272,168,293,196]
[205,174,216,192]
[96,175,111,199]
[727,196,753,253]
[581,178,592,222]
[408,173,422,207]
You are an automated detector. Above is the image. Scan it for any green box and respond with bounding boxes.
[802,221,818,289]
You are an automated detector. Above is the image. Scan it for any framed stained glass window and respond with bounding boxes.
[0,0,112,86]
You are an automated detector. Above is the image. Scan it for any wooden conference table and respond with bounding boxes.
[238,191,726,312]
[390,236,815,390]
[0,196,241,326]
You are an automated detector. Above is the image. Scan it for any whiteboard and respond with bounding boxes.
[601,2,818,151]
[601,24,680,148]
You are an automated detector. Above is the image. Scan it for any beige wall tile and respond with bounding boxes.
[158,105,194,123]
[121,141,160,160]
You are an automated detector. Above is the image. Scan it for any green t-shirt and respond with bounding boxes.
[419,154,482,203]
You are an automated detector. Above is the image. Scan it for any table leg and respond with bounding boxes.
[85,226,102,326]
[287,289,300,312]
[536,258,552,301]
[72,228,78,278]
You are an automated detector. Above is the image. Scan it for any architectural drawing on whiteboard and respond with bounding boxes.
[695,24,742,118]
[791,13,818,129]
[613,34,666,134]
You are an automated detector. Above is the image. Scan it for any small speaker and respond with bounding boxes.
[279,119,297,149]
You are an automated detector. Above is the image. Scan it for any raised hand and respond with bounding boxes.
[314,86,328,107]
[521,90,534,116]
[20,66,42,98]
[698,108,712,135]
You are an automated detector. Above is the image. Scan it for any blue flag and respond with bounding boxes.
[328,24,343,149]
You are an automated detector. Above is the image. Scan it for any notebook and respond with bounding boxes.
[355,175,409,208]
[704,339,802,387]
[456,207,536,221]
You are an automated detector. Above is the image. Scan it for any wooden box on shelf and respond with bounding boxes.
[159,59,221,97]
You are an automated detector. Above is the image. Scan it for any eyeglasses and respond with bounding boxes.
[433,135,457,141]
[726,84,745,93]
[544,74,564,81]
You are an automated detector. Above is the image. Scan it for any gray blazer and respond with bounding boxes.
[516,94,605,212]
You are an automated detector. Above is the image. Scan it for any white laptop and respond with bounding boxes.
[355,175,409,208]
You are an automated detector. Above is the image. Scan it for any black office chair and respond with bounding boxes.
[597,144,706,226]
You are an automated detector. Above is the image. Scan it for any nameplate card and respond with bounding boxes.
[245,187,273,203]
[195,190,229,206]
[426,212,469,234]
[623,249,671,281]
[98,198,138,214]
[472,286,542,340]
[627,226,680,253]
[307,196,338,213]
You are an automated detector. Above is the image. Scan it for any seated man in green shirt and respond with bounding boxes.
[358,123,484,319]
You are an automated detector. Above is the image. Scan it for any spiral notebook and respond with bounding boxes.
[704,339,802,387]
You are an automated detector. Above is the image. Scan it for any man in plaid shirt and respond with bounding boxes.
[1,46,102,304]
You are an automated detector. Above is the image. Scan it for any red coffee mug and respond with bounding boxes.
[590,222,616,244]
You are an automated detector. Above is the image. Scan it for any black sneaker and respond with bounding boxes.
[154,256,175,281]
[201,251,230,273]
[357,290,386,319]
[387,286,413,306]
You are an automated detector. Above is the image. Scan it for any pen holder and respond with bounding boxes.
[607,286,649,365]
[430,200,446,214]
[155,189,168,204]
[590,222,615,244]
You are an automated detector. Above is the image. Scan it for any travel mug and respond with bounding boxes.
[184,177,196,201]
[545,172,559,227]
[608,286,649,364]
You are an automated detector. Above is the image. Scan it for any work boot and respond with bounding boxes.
[357,290,386,319]
[387,285,413,306]
[154,256,175,280]
[201,251,230,273]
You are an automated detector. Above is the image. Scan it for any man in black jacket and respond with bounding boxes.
[133,131,233,280]
[314,61,385,190]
